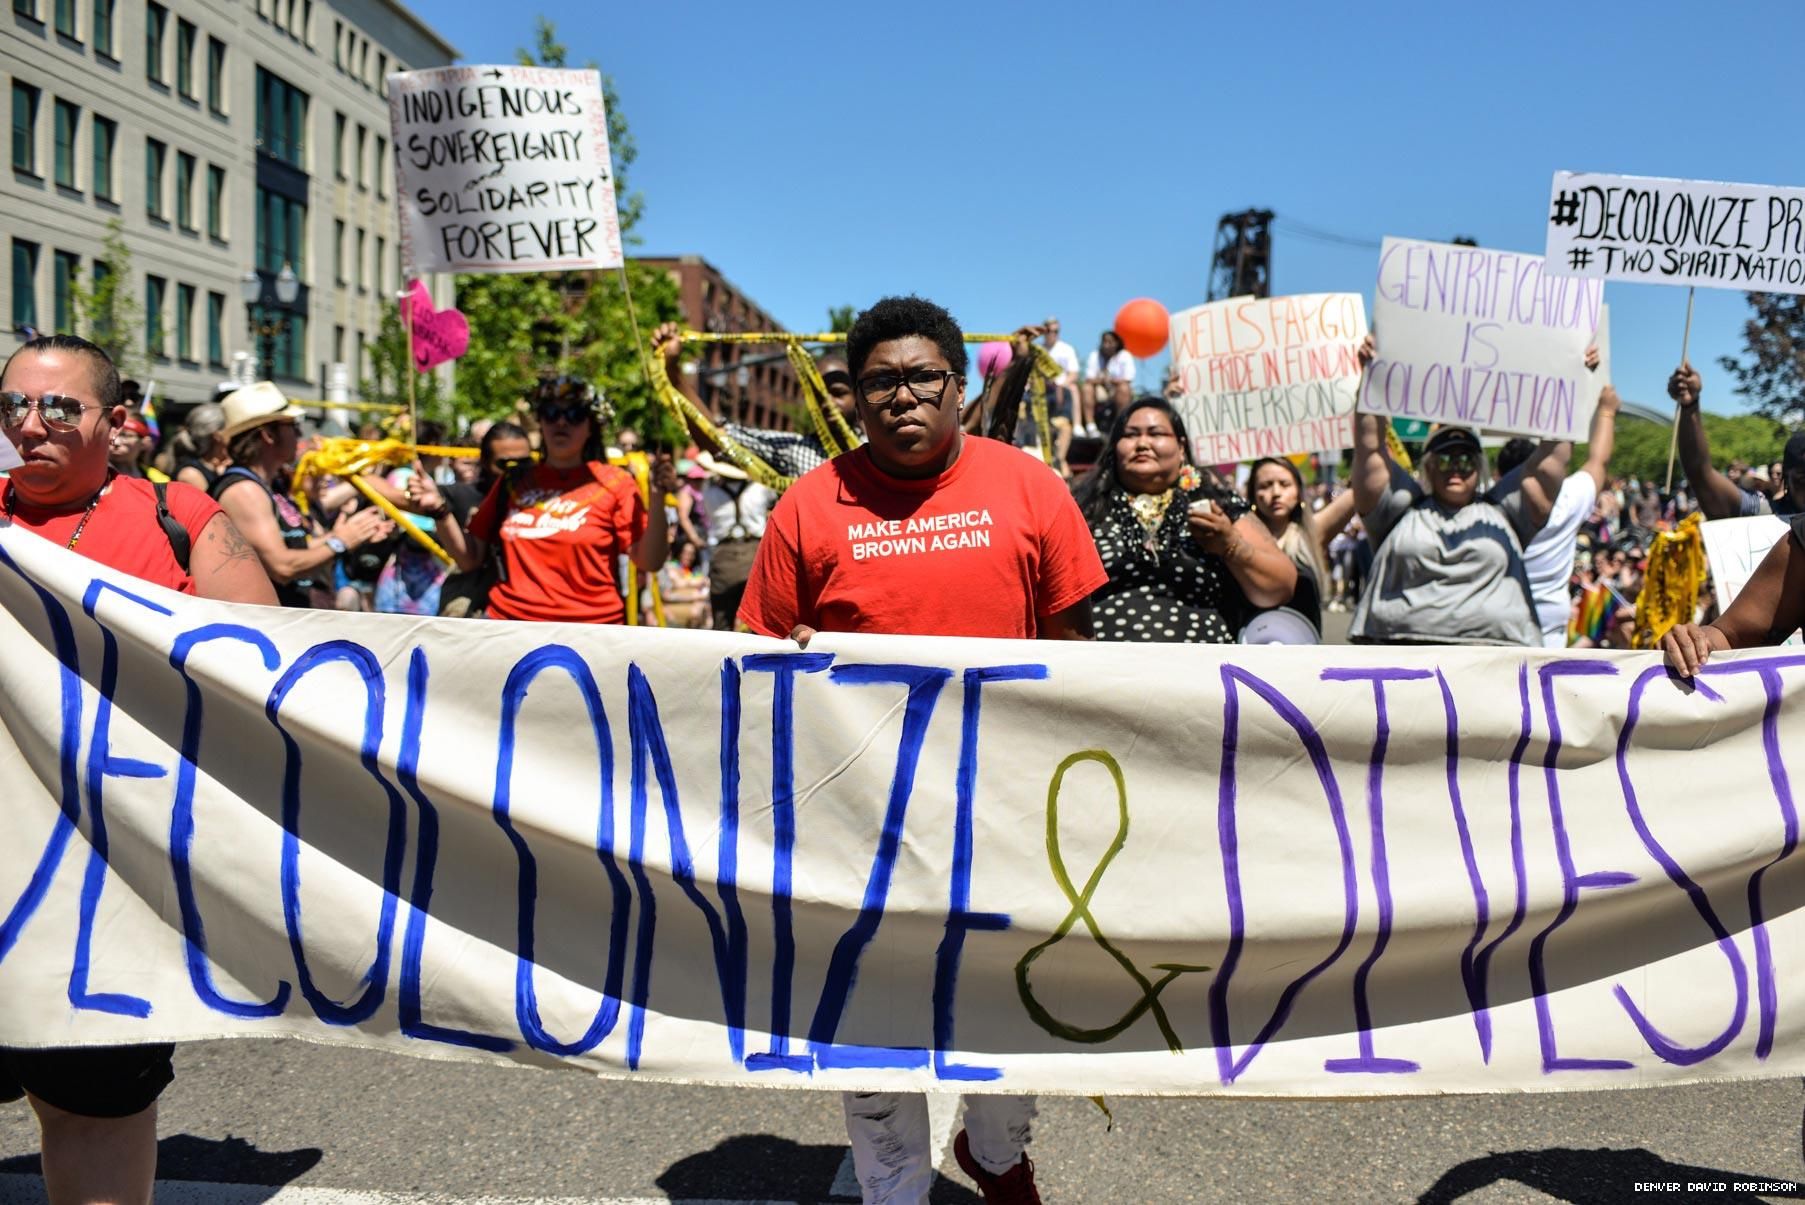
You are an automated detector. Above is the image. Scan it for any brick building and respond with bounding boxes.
[642,254,798,431]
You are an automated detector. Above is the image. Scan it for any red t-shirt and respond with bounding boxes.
[4,474,221,594]
[738,436,1107,639]
[468,461,648,624]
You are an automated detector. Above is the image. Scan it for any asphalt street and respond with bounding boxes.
[0,1038,1802,1203]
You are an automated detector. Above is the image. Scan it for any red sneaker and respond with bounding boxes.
[953,1128,1041,1205]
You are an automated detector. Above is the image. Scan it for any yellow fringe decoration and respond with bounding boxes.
[290,438,478,568]
[1385,422,1413,472]
[649,330,1058,490]
[609,451,667,628]
[1633,513,1706,650]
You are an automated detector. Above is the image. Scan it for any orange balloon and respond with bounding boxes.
[1113,298,1169,358]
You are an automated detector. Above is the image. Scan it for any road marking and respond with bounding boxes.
[0,1177,801,1205]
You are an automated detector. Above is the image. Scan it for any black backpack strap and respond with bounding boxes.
[153,481,193,573]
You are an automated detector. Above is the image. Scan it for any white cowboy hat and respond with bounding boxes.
[695,450,749,481]
[221,381,304,440]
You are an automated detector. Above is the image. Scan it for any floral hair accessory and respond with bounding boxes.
[1177,464,1202,492]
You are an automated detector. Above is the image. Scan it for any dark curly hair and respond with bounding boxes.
[844,296,968,380]
[3,333,122,409]
[1072,394,1233,524]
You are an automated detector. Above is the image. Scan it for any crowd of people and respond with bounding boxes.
[1,294,1801,1204]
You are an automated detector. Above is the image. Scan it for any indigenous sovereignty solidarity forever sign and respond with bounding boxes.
[4,526,1805,1098]
[1364,238,1602,442]
[1545,171,1805,294]
[388,66,624,275]
[1168,294,1367,461]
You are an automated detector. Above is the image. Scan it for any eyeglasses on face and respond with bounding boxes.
[857,368,960,406]
[0,391,103,430]
[1431,452,1479,475]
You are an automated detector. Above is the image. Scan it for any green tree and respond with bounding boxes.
[450,17,681,443]
[361,304,447,424]
[1575,411,1792,483]
[827,305,856,334]
[1719,293,1805,424]
[70,219,143,379]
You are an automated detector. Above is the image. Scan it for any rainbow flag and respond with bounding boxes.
[140,382,161,443]
[1567,583,1626,646]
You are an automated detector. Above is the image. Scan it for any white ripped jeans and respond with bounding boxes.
[842,1091,1037,1205]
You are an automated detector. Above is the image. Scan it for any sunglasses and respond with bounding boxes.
[0,391,104,430]
[1431,451,1478,475]
[535,402,592,426]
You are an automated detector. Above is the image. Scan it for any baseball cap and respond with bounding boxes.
[1422,426,1481,458]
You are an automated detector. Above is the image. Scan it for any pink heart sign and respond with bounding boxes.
[399,279,470,371]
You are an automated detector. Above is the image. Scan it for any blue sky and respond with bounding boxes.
[423,0,1802,416]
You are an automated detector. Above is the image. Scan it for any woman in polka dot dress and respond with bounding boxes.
[1073,396,1297,643]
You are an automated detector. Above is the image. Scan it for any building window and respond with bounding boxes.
[175,18,196,98]
[144,137,166,219]
[332,19,341,69]
[274,312,306,379]
[374,135,387,199]
[207,290,225,367]
[91,114,115,201]
[176,151,195,230]
[13,0,39,19]
[53,100,78,189]
[377,52,387,95]
[206,37,227,115]
[92,0,113,56]
[354,123,365,189]
[175,282,194,359]
[300,0,312,45]
[206,164,225,239]
[12,240,39,331]
[332,112,345,179]
[359,40,369,88]
[12,82,40,176]
[145,2,168,85]
[254,67,308,168]
[333,219,345,284]
[53,250,78,333]
[145,274,165,356]
[54,0,75,38]
[355,227,365,291]
[374,235,385,295]
[254,185,306,275]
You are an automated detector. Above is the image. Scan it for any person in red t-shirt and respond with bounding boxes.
[0,334,275,1205]
[739,296,1104,1205]
[419,375,674,624]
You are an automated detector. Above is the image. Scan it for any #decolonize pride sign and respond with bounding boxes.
[1545,171,1805,294]
[4,526,1805,1098]
[389,65,624,275]
[1363,237,1601,442]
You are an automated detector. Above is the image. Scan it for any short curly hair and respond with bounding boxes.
[845,296,968,380]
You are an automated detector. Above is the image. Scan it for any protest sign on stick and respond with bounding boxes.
[1362,238,1601,441]
[389,65,624,276]
[1167,294,1367,462]
[1544,172,1805,294]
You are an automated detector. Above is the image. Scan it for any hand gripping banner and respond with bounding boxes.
[0,524,1801,1097]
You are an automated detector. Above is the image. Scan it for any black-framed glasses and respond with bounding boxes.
[1431,452,1479,475]
[857,368,961,405]
[0,391,103,430]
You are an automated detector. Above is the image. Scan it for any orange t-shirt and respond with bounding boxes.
[738,436,1107,640]
[468,461,648,624]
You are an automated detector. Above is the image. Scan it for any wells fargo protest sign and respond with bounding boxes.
[1364,238,1602,441]
[389,66,624,275]
[1545,171,1805,295]
[4,526,1805,1098]
[1168,294,1367,461]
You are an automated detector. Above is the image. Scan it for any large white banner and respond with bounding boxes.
[1168,294,1367,462]
[1545,171,1805,295]
[3,527,1805,1098]
[389,66,624,275]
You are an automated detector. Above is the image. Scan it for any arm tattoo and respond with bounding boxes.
[208,516,262,565]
